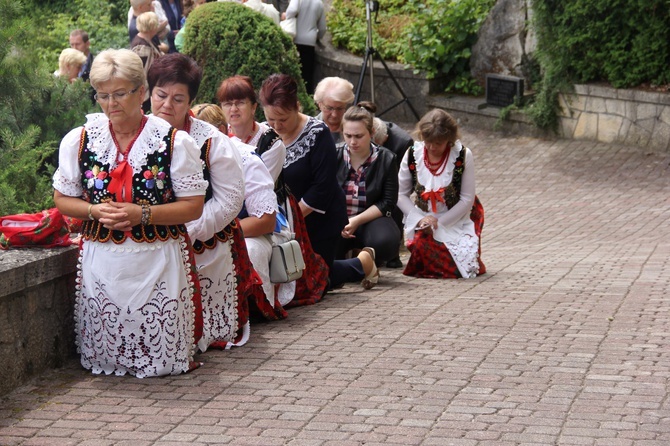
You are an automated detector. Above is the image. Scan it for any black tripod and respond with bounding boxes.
[354,0,419,120]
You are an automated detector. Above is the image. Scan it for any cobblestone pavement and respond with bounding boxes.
[1,129,669,446]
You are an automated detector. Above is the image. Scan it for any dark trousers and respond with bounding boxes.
[296,43,316,94]
[312,234,365,289]
[336,216,402,265]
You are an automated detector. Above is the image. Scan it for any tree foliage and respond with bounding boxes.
[1,0,97,214]
[528,0,670,131]
[328,0,494,93]
[183,2,316,118]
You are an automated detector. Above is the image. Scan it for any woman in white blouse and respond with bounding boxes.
[397,109,486,279]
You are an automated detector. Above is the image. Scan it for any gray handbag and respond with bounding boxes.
[270,239,305,283]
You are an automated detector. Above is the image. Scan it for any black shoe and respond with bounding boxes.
[385,257,403,268]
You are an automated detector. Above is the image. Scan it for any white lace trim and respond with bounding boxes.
[283,117,324,168]
[53,173,82,197]
[443,233,480,279]
[245,188,278,218]
[83,113,173,174]
[188,117,218,147]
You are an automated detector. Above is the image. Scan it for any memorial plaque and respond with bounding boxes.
[485,74,524,107]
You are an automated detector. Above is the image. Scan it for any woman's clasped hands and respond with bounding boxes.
[94,201,143,232]
[416,215,438,234]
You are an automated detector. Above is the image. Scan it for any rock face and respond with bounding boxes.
[470,0,537,87]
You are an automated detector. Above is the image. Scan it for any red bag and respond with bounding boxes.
[0,208,76,249]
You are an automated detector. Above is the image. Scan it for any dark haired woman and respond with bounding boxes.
[397,108,486,279]
[148,53,257,351]
[217,75,328,311]
[335,105,401,268]
[259,73,379,292]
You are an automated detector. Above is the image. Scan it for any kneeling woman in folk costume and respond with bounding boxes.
[397,109,486,279]
[148,53,257,351]
[52,49,208,377]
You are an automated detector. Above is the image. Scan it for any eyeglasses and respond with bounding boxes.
[320,103,347,113]
[221,100,249,109]
[94,86,140,103]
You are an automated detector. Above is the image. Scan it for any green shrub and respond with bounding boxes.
[1,0,97,214]
[404,0,494,83]
[328,0,494,94]
[0,127,58,215]
[328,0,415,63]
[534,0,670,89]
[528,0,670,130]
[182,2,315,118]
[31,0,128,70]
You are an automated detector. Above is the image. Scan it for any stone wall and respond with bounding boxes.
[0,248,78,396]
[559,85,670,151]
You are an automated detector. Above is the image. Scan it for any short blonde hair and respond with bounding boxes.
[89,48,146,90]
[136,11,159,34]
[58,48,87,74]
[192,103,227,130]
[313,76,355,104]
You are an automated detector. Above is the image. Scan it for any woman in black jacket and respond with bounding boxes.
[335,105,401,266]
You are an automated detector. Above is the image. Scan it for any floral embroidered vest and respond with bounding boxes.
[408,146,466,213]
[78,127,188,243]
[191,138,238,254]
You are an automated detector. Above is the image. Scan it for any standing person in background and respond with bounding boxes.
[313,77,354,144]
[174,0,206,52]
[266,0,289,14]
[397,108,486,279]
[54,48,87,84]
[148,54,254,351]
[128,0,171,53]
[131,11,163,113]
[160,0,183,53]
[69,29,94,82]
[284,0,326,94]
[52,49,207,377]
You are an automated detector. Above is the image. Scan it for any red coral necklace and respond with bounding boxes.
[423,145,450,176]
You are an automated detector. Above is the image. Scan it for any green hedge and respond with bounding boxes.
[328,0,494,93]
[533,0,670,88]
[527,0,670,131]
[183,2,315,118]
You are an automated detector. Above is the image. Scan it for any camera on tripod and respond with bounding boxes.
[365,0,379,13]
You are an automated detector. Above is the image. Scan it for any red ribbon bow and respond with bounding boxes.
[107,160,133,203]
[420,187,446,213]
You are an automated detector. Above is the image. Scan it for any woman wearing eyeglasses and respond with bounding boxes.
[313,76,354,144]
[217,75,328,311]
[148,54,255,352]
[52,49,208,378]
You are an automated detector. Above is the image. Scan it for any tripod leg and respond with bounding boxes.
[375,55,420,120]
[355,48,372,105]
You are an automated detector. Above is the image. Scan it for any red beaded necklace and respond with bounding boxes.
[423,144,450,176]
[183,115,192,134]
[110,115,148,159]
